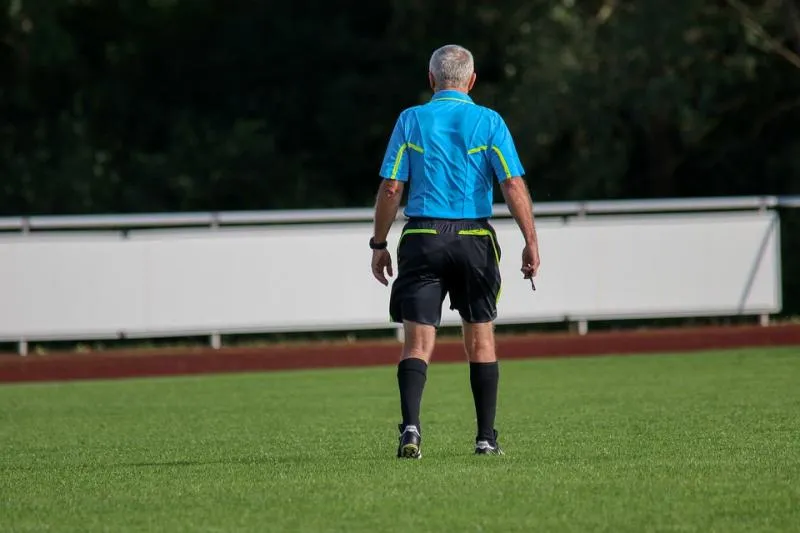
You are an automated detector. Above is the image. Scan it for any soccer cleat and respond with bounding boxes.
[475,429,505,456]
[397,424,422,459]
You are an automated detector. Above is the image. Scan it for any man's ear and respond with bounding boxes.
[467,72,477,91]
[428,71,436,91]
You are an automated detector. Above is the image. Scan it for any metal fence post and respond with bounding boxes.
[210,333,222,350]
[18,340,28,356]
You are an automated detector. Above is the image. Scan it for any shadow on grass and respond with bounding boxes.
[122,452,485,468]
[2,451,494,473]
[124,459,225,467]
[121,454,389,468]
[1,455,353,472]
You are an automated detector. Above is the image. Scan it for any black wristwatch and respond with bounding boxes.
[369,237,388,250]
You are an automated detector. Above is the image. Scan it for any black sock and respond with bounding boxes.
[397,357,428,429]
[470,362,499,442]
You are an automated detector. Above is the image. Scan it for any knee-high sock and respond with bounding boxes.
[470,362,499,442]
[397,358,428,429]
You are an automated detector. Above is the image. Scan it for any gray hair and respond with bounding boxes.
[429,45,474,89]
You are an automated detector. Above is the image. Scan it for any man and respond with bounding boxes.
[369,44,540,459]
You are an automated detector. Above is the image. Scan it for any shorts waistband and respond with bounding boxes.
[404,217,493,233]
[407,217,489,224]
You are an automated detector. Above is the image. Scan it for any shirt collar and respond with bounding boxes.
[430,90,474,103]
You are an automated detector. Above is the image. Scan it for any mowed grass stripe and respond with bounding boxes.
[0,348,798,532]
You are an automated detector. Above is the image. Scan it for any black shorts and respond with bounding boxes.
[389,218,502,327]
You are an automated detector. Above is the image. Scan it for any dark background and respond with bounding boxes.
[2,0,799,314]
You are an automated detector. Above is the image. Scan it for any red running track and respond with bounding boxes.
[1,324,799,384]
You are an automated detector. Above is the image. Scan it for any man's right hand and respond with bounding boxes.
[371,248,394,286]
[500,177,540,281]
[521,242,540,279]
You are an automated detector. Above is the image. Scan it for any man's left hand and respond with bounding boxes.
[371,249,394,286]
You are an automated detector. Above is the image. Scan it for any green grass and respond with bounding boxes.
[1,348,799,532]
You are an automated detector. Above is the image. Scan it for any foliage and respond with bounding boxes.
[3,0,799,214]
[1,0,799,310]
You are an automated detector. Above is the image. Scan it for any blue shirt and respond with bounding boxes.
[379,90,525,219]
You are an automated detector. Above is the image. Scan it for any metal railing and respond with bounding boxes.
[0,195,797,232]
[0,194,792,356]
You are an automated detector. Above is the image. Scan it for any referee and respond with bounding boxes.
[369,44,540,458]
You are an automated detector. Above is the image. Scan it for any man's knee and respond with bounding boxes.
[468,341,496,363]
[463,321,496,363]
[401,321,437,362]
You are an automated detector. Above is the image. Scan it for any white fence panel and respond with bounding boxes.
[131,224,391,334]
[0,210,781,342]
[471,211,780,326]
[0,234,146,339]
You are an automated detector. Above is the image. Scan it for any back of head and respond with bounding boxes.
[429,45,474,90]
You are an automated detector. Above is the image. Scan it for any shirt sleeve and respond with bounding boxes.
[378,113,410,182]
[489,116,525,182]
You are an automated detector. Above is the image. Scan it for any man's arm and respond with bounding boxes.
[370,179,405,286]
[501,177,540,277]
[372,179,404,244]
[371,111,409,286]
[490,113,540,279]
[501,177,536,245]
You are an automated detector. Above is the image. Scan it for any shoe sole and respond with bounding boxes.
[475,448,505,456]
[400,443,421,459]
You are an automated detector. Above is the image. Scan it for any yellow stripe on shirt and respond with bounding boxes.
[491,146,512,179]
[432,97,475,104]
[468,145,488,155]
[389,143,423,179]
[388,144,408,180]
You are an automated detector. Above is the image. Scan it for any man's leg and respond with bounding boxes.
[398,321,436,428]
[462,320,502,454]
[447,222,503,454]
[389,223,445,458]
[395,321,436,459]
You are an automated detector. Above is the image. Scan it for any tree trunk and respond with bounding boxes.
[644,116,681,198]
[784,0,800,54]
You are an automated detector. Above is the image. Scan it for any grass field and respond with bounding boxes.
[1,348,799,532]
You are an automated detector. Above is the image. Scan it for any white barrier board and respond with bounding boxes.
[0,211,781,341]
